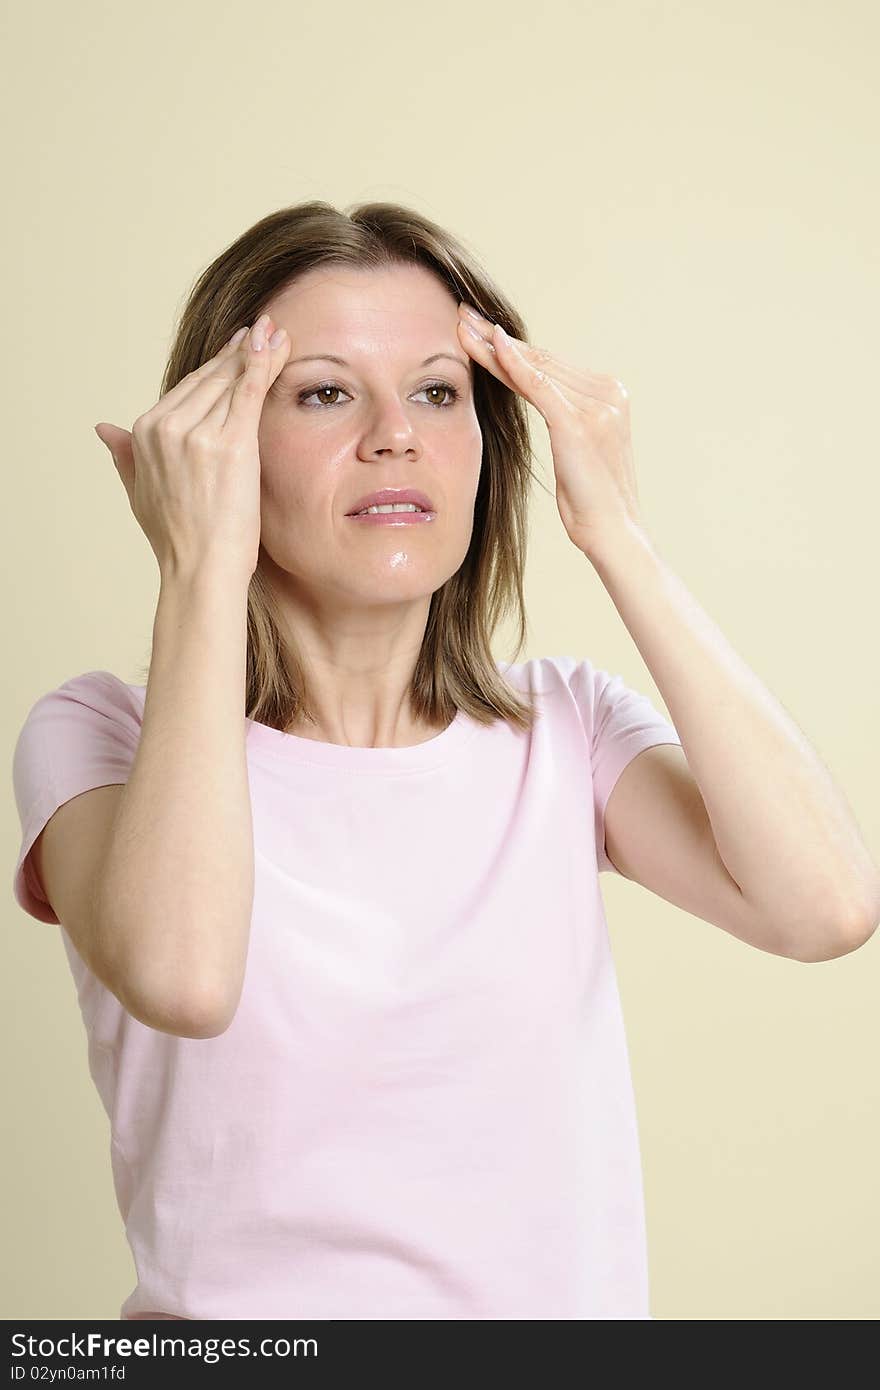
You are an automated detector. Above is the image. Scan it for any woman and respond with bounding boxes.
[12,200,879,1321]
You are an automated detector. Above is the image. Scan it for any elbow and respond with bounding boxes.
[174,998,237,1040]
[171,980,242,1038]
[121,989,234,1040]
[115,964,241,1039]
[789,896,880,964]
[95,911,245,1038]
[836,882,880,956]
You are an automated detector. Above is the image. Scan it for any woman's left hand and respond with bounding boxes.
[457,302,646,557]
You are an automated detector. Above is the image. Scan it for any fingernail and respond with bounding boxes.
[229,326,248,347]
[268,327,286,349]
[251,317,268,351]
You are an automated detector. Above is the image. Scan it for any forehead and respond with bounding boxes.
[269,265,471,378]
[267,263,460,347]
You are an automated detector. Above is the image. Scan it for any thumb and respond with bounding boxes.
[94,422,127,464]
[94,422,135,500]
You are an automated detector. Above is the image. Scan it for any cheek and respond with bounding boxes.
[460,421,483,483]
[439,408,480,453]
[459,408,483,451]
[257,454,318,521]
[258,422,320,505]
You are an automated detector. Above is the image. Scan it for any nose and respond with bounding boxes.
[358,397,422,460]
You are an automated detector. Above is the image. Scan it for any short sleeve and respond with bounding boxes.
[565,657,683,876]
[11,670,143,923]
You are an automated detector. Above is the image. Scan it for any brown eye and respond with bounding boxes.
[297,380,461,410]
[423,384,456,407]
[298,384,351,408]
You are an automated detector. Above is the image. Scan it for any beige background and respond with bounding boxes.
[4,0,878,1321]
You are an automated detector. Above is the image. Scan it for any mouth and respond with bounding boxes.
[345,487,436,518]
[347,507,436,526]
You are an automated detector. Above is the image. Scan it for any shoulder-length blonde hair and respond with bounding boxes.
[140,200,547,735]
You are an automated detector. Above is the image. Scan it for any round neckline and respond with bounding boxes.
[124,674,494,773]
[244,705,476,771]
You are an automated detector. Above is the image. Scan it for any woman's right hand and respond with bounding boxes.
[95,312,290,583]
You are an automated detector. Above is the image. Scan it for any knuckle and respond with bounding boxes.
[178,363,211,397]
[238,374,263,399]
[222,433,247,459]
[187,425,215,453]
[585,399,612,428]
[156,412,185,440]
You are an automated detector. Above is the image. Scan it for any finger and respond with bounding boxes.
[496,329,623,406]
[456,317,519,393]
[94,421,130,456]
[222,315,290,433]
[159,316,287,436]
[458,316,565,413]
[95,421,136,489]
[147,324,253,422]
[458,305,622,405]
[96,424,137,505]
[488,324,574,422]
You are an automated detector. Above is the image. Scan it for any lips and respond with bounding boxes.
[345,487,436,516]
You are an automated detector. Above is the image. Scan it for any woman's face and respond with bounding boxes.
[256,263,483,614]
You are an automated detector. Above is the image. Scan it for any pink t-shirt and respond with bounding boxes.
[11,656,681,1321]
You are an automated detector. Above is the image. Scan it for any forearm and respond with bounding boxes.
[97,567,254,1035]
[584,521,880,937]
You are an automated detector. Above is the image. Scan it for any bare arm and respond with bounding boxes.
[95,566,254,1037]
[587,523,880,951]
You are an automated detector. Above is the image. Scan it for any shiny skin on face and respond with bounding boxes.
[255,264,483,605]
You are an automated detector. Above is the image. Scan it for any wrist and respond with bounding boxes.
[576,517,657,573]
[159,560,253,604]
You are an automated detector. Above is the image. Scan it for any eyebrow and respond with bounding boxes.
[281,351,470,373]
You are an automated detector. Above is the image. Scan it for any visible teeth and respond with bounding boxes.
[357,503,424,515]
